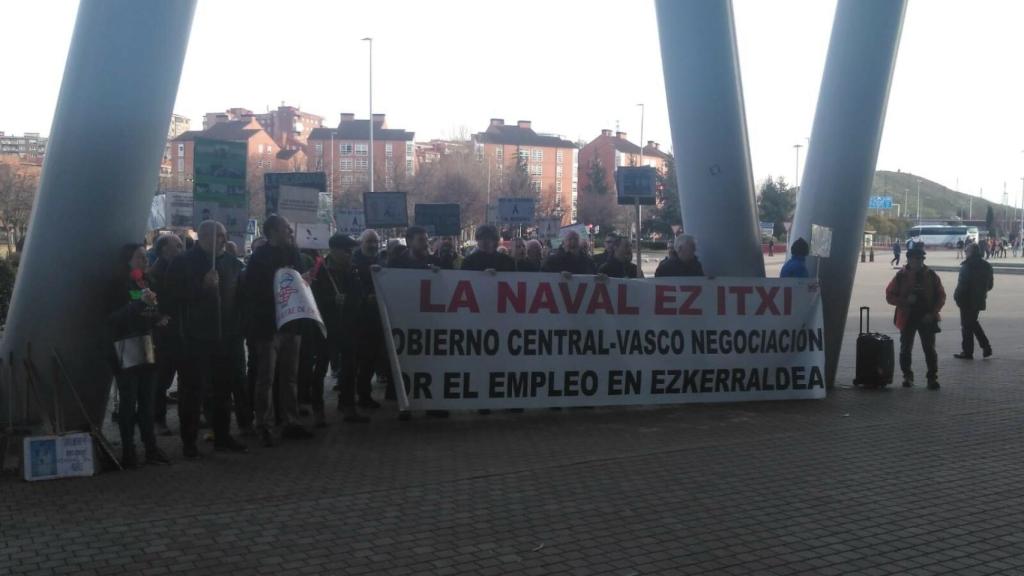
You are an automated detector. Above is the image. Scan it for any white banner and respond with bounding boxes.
[274,268,326,337]
[296,222,331,250]
[373,270,826,410]
[278,185,321,224]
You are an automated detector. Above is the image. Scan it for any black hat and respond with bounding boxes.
[475,224,499,241]
[328,234,358,250]
[790,237,809,257]
[907,245,926,259]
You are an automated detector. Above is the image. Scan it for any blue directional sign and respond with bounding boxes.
[868,196,893,209]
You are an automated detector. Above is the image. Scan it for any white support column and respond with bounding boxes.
[654,0,764,277]
[0,0,197,428]
[790,0,907,387]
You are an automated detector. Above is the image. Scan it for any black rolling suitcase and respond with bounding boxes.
[853,306,894,388]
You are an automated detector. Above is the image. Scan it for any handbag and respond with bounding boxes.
[113,334,155,370]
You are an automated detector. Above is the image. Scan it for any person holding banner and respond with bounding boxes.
[392,226,442,270]
[462,225,515,272]
[245,215,313,446]
[655,234,704,277]
[312,234,371,424]
[886,245,946,389]
[598,238,640,279]
[521,240,544,272]
[352,230,392,405]
[164,221,249,458]
[542,230,595,275]
[592,234,619,271]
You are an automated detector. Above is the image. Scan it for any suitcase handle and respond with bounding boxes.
[860,306,870,334]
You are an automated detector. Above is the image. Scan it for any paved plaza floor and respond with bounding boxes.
[2,252,1023,575]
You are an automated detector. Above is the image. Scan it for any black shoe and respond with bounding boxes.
[983,347,993,358]
[425,410,449,418]
[358,398,382,410]
[145,447,171,464]
[182,444,200,460]
[398,411,411,421]
[927,379,940,390]
[214,436,248,453]
[902,375,914,388]
[954,352,974,360]
[260,428,274,448]
[282,424,314,439]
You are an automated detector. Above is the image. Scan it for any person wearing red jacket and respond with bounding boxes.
[885,245,946,389]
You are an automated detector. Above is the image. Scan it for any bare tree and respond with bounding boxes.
[0,159,40,253]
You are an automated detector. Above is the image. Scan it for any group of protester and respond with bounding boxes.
[105,218,709,468]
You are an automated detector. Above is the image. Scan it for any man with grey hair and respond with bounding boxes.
[352,228,388,407]
[164,220,248,457]
[542,230,596,274]
[655,234,704,277]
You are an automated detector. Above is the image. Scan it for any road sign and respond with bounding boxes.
[537,216,561,240]
[616,166,657,206]
[868,196,893,209]
[363,192,409,228]
[498,198,536,224]
[335,209,366,236]
[414,203,461,236]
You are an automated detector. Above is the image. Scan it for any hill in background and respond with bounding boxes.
[870,171,1018,222]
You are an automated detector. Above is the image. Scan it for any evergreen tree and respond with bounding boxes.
[757,177,796,238]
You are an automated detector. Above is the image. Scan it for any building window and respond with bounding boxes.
[531,149,543,162]
[355,143,368,156]
[341,158,353,171]
[496,147,504,159]
[342,175,354,185]
[530,164,543,176]
[406,159,414,176]
[385,143,393,157]
[177,159,184,172]
[556,150,564,164]
[340,143,353,155]
[406,142,413,156]
[315,143,322,154]
[177,144,185,157]
[531,180,542,193]
[356,158,369,170]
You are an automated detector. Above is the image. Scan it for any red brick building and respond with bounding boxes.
[472,119,578,225]
[172,118,303,217]
[307,113,416,201]
[577,130,672,228]
[253,105,323,152]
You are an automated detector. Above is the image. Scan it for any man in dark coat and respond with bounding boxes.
[149,233,184,436]
[598,237,639,278]
[462,225,516,272]
[885,246,946,389]
[352,230,389,406]
[542,230,595,275]
[244,215,312,446]
[655,234,704,277]
[163,221,247,458]
[392,226,441,270]
[953,242,994,359]
[312,234,371,423]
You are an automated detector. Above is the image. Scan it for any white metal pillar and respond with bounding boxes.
[0,0,197,428]
[790,0,907,387]
[654,0,765,277]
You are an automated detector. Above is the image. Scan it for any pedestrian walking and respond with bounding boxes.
[885,245,946,389]
[106,243,170,467]
[955,238,964,260]
[891,240,902,267]
[953,242,994,359]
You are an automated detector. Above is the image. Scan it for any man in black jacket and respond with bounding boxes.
[462,225,515,272]
[352,230,389,406]
[954,242,994,359]
[392,226,441,270]
[655,234,704,277]
[598,238,639,278]
[164,221,247,458]
[542,230,595,275]
[149,233,183,436]
[312,234,370,424]
[244,215,313,446]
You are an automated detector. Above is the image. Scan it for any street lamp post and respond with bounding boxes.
[635,102,645,272]
[362,37,373,193]
[916,179,921,224]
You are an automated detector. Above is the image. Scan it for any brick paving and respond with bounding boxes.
[2,254,1023,575]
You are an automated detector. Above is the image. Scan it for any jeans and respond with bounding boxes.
[899,322,938,381]
[254,333,301,429]
[114,366,158,454]
[959,307,990,356]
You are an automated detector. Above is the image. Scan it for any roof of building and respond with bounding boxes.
[309,120,414,142]
[172,120,264,143]
[642,144,672,161]
[610,137,641,155]
[474,125,577,149]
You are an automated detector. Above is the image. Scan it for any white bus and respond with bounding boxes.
[906,225,979,248]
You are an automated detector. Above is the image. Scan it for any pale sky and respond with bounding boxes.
[3,1,1023,204]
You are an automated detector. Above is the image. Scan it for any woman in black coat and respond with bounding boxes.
[106,243,170,467]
